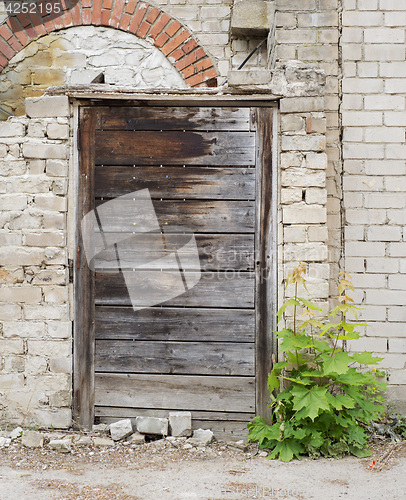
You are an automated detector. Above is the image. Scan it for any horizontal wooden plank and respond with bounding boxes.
[95,406,253,422]
[96,415,250,440]
[95,341,255,376]
[94,234,254,272]
[97,106,251,131]
[95,373,255,412]
[95,271,255,308]
[94,166,255,200]
[95,307,255,342]
[95,131,255,166]
[94,200,255,233]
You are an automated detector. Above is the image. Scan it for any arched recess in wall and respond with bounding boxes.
[0,1,218,86]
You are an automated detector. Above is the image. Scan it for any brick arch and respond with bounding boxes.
[0,1,217,87]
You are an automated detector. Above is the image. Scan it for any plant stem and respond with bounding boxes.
[293,281,300,370]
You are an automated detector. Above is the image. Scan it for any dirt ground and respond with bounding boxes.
[0,438,405,500]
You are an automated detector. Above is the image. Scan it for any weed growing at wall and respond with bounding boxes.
[248,263,386,461]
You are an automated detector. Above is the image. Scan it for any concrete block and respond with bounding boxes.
[25,96,69,118]
[228,69,272,86]
[93,437,115,447]
[49,437,72,453]
[169,412,192,437]
[136,416,168,436]
[231,0,273,35]
[109,419,134,441]
[188,428,214,446]
[22,431,44,449]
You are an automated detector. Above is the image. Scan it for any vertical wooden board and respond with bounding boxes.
[74,107,97,430]
[253,107,274,420]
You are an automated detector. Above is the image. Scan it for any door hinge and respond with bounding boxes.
[76,247,81,269]
[68,259,74,283]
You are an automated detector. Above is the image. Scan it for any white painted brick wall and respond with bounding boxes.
[342,0,406,409]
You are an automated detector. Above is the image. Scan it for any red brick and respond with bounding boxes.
[110,0,126,27]
[125,0,138,15]
[8,37,22,52]
[101,9,111,25]
[60,0,71,10]
[0,52,8,67]
[161,30,190,56]
[16,13,31,28]
[148,13,170,39]
[103,0,113,8]
[71,3,82,25]
[53,13,66,30]
[82,0,92,6]
[28,12,47,35]
[7,19,29,46]
[136,21,151,38]
[170,47,185,61]
[175,48,205,71]
[186,67,217,87]
[181,39,198,55]
[182,64,197,79]
[62,10,73,27]
[25,25,38,39]
[196,58,213,72]
[92,0,103,24]
[83,8,92,25]
[0,40,15,60]
[129,3,148,33]
[0,25,12,41]
[119,13,132,30]
[165,20,181,37]
[154,32,169,48]
[42,16,55,33]
[146,7,160,24]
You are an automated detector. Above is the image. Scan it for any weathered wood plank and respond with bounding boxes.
[73,107,96,430]
[95,341,255,376]
[95,407,253,421]
[94,234,254,272]
[95,307,255,342]
[97,106,251,131]
[95,271,255,308]
[95,373,255,412]
[93,200,255,234]
[95,131,255,166]
[94,166,255,200]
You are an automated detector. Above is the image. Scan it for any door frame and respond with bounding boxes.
[73,96,278,430]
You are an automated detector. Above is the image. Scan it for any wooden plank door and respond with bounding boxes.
[74,104,274,437]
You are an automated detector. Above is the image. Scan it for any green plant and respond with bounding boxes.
[248,263,387,461]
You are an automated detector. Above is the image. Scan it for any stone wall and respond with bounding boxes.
[342,0,406,410]
[0,96,72,427]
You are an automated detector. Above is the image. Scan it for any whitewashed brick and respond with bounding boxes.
[0,247,44,266]
[380,62,406,78]
[386,144,406,160]
[283,206,327,224]
[364,28,405,43]
[305,152,327,170]
[380,0,406,10]
[366,289,406,306]
[28,340,71,358]
[388,275,406,290]
[3,322,46,338]
[367,226,402,241]
[281,168,325,187]
[47,321,72,339]
[378,354,405,370]
[385,79,406,93]
[365,193,406,209]
[388,243,406,257]
[345,257,366,273]
[24,304,68,320]
[284,226,306,243]
[306,188,327,204]
[0,303,22,320]
[284,243,328,262]
[32,269,67,285]
[281,188,302,204]
[342,11,383,26]
[22,143,67,160]
[364,95,404,110]
[34,194,67,212]
[307,226,328,241]
[365,127,405,143]
[0,374,25,389]
[341,27,362,43]
[366,258,399,274]
[0,122,25,137]
[345,226,364,240]
[46,160,68,177]
[0,286,42,303]
[384,11,406,26]
[281,135,326,152]
[43,286,69,304]
[297,12,338,27]
[0,195,28,210]
[388,307,406,322]
[348,337,387,353]
[47,124,69,140]
[365,160,405,175]
[358,62,378,77]
[343,143,385,159]
[0,339,24,354]
[345,241,385,257]
[342,112,383,127]
[280,97,324,113]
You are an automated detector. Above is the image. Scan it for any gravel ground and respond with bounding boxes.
[0,435,405,499]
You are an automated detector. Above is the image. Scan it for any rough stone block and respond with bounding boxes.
[228,69,272,86]
[25,96,70,118]
[169,411,192,437]
[22,431,44,448]
[0,121,25,137]
[136,416,169,436]
[22,143,67,160]
[46,159,68,177]
[109,419,134,441]
[47,124,69,140]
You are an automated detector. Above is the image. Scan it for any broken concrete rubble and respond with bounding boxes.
[168,411,192,437]
[109,419,133,441]
[187,429,214,446]
[135,416,168,436]
[49,437,72,453]
[21,431,44,448]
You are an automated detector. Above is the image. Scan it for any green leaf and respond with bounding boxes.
[277,298,301,323]
[268,439,304,462]
[279,332,314,352]
[297,297,323,311]
[321,351,351,376]
[291,385,331,421]
[350,352,383,365]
